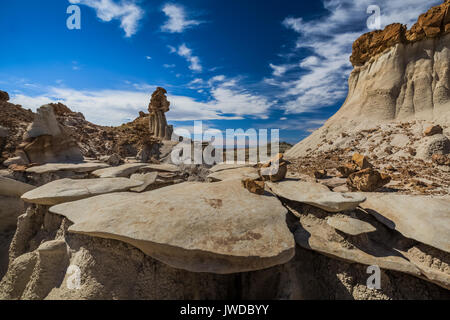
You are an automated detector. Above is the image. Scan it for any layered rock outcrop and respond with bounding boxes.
[49,179,295,274]
[148,87,173,140]
[351,0,450,66]
[287,1,450,159]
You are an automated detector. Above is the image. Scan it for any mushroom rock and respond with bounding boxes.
[19,105,83,164]
[148,87,174,141]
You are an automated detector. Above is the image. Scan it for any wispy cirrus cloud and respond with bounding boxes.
[175,44,202,72]
[69,0,144,37]
[272,0,442,115]
[161,3,202,33]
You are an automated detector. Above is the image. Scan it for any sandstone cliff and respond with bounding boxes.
[287,0,450,159]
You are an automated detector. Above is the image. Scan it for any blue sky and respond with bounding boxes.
[0,0,440,144]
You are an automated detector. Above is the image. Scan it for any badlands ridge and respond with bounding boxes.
[0,1,449,300]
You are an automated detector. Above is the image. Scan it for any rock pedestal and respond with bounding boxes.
[148,87,173,141]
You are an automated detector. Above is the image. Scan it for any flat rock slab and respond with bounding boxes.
[143,164,180,173]
[267,180,366,213]
[22,178,143,205]
[327,215,377,236]
[0,177,35,198]
[361,194,450,253]
[209,163,254,173]
[92,163,148,178]
[292,212,421,277]
[50,180,295,274]
[130,172,159,192]
[26,162,109,174]
[207,167,260,182]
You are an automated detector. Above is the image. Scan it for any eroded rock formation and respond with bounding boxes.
[287,1,450,160]
[19,105,84,164]
[148,87,173,140]
[351,0,450,66]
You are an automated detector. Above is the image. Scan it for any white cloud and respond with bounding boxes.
[161,3,202,33]
[163,63,176,68]
[275,0,442,115]
[208,75,226,86]
[69,0,144,37]
[146,56,152,60]
[176,44,202,72]
[269,63,295,77]
[187,78,204,89]
[190,78,204,84]
[10,82,274,125]
[210,75,226,82]
[167,45,177,53]
[263,117,328,132]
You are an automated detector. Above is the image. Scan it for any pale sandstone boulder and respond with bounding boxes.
[0,176,35,198]
[267,180,366,213]
[50,180,295,274]
[327,215,377,236]
[207,167,260,182]
[21,178,143,206]
[24,105,62,140]
[92,163,149,178]
[416,134,450,160]
[21,105,83,164]
[361,193,450,253]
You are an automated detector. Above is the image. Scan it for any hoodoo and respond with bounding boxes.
[148,87,173,140]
